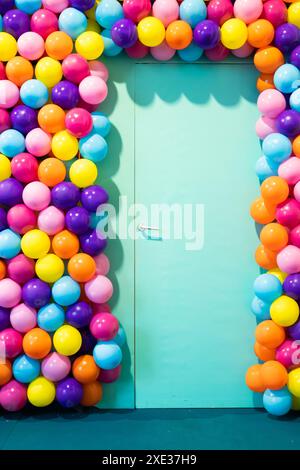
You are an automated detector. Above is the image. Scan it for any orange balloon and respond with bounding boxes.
[256,320,285,349]
[0,260,6,280]
[68,253,96,283]
[5,56,34,87]
[0,359,12,386]
[255,243,277,270]
[165,20,193,50]
[38,104,66,134]
[80,381,103,407]
[260,222,288,252]
[254,342,276,362]
[250,197,276,224]
[245,364,265,393]
[261,360,288,390]
[256,73,275,93]
[72,355,100,384]
[293,135,300,158]
[261,176,289,205]
[52,230,79,259]
[254,46,284,74]
[23,328,52,360]
[38,157,66,187]
[248,20,274,49]
[45,31,73,60]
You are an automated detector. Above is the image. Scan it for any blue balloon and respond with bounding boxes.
[91,112,111,137]
[114,326,126,348]
[93,340,122,370]
[13,354,40,383]
[274,64,300,94]
[0,229,21,259]
[20,79,49,109]
[255,156,278,182]
[89,211,108,230]
[101,29,122,57]
[52,276,81,307]
[0,15,3,31]
[79,132,108,162]
[58,8,87,39]
[180,0,207,28]
[15,0,41,14]
[254,273,282,303]
[263,387,292,416]
[290,88,300,113]
[251,296,271,322]
[178,42,203,62]
[96,0,124,30]
[262,132,292,163]
[38,303,65,332]
[0,129,25,158]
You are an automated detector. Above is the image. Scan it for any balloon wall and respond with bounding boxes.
[0,0,300,414]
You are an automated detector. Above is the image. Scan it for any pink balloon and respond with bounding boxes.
[11,153,38,184]
[38,206,65,235]
[90,312,119,341]
[7,204,37,234]
[7,254,35,285]
[123,0,152,23]
[94,253,110,276]
[89,60,109,82]
[255,116,276,139]
[25,128,52,158]
[262,0,287,28]
[10,303,37,333]
[23,181,51,211]
[276,340,296,368]
[125,40,149,58]
[0,279,22,308]
[152,0,179,27]
[207,0,233,26]
[0,80,19,109]
[279,157,300,185]
[31,8,59,39]
[42,352,71,382]
[257,89,286,118]
[150,41,176,61]
[42,0,69,13]
[277,245,300,274]
[79,76,108,105]
[84,275,113,304]
[99,364,121,383]
[234,0,263,24]
[205,42,229,61]
[0,380,27,411]
[17,32,45,61]
[290,225,300,249]
[276,198,300,229]
[0,62,6,80]
[62,54,90,84]
[0,109,11,133]
[232,42,254,58]
[65,107,93,138]
[0,328,23,358]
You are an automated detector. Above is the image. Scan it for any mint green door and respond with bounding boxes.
[134,62,261,408]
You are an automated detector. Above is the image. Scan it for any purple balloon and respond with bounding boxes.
[291,45,300,69]
[81,185,109,212]
[0,207,8,231]
[0,178,23,207]
[193,20,220,50]
[275,23,300,53]
[66,301,93,329]
[283,274,300,300]
[80,229,107,256]
[69,0,95,10]
[288,319,300,341]
[0,0,15,16]
[3,9,30,38]
[0,307,10,330]
[111,18,137,48]
[22,278,51,309]
[56,378,83,408]
[51,182,80,210]
[276,109,300,137]
[51,81,79,109]
[65,206,90,235]
[11,105,38,135]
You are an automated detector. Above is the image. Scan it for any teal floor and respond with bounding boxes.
[0,408,300,450]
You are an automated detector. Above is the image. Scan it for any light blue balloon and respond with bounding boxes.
[0,229,21,259]
[15,0,42,14]
[79,132,108,162]
[0,15,3,32]
[274,64,300,94]
[263,388,292,416]
[262,132,292,163]
[101,29,122,57]
[93,340,122,370]
[251,296,270,322]
[255,156,278,182]
[180,0,207,28]
[290,88,300,113]
[114,326,126,348]
[58,8,87,39]
[52,276,81,307]
[0,129,25,158]
[91,112,111,137]
[96,0,124,29]
[253,273,282,303]
[13,354,40,383]
[38,303,65,332]
[20,79,48,109]
[177,42,203,62]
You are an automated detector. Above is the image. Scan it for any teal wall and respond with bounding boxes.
[99,57,260,409]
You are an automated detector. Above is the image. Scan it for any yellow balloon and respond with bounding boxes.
[87,19,101,34]
[53,325,82,356]
[0,154,11,181]
[0,32,17,62]
[137,16,166,47]
[21,229,51,259]
[35,57,63,88]
[288,2,300,28]
[288,369,300,398]
[35,254,65,283]
[267,268,287,284]
[86,4,98,20]
[69,159,98,188]
[270,295,299,327]
[52,130,79,161]
[27,377,55,407]
[75,31,104,60]
[292,394,300,411]
[220,18,248,50]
